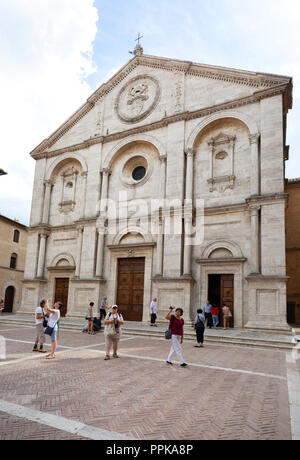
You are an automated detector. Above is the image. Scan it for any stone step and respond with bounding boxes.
[0,316,294,351]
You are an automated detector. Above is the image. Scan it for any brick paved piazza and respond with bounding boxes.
[0,323,293,440]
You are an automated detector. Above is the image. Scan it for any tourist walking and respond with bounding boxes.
[44,299,62,360]
[0,299,4,316]
[211,304,220,328]
[99,297,107,321]
[166,307,188,367]
[86,302,95,335]
[222,304,232,330]
[32,299,47,353]
[203,300,213,329]
[194,309,205,348]
[150,298,158,326]
[104,305,124,361]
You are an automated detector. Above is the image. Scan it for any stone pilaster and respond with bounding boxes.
[95,222,105,278]
[159,155,167,199]
[249,204,261,274]
[185,149,195,201]
[81,172,88,219]
[36,231,49,279]
[156,218,164,277]
[100,168,111,215]
[42,181,53,224]
[75,226,84,278]
[249,133,260,196]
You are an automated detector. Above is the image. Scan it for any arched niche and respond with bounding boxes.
[45,153,88,182]
[186,109,259,151]
[201,240,244,260]
[51,253,76,268]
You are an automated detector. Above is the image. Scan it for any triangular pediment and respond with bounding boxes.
[30,53,292,158]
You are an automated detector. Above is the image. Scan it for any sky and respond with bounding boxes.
[0,0,300,225]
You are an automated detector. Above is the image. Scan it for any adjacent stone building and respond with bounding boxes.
[20,45,293,332]
[0,215,28,313]
[285,178,300,325]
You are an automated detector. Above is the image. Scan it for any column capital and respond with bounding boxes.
[96,225,106,235]
[249,133,260,145]
[159,155,167,162]
[44,180,54,187]
[249,204,261,215]
[77,225,84,235]
[39,230,50,238]
[81,171,88,179]
[101,168,112,176]
[185,148,195,157]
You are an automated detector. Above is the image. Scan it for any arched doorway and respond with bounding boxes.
[4,286,15,313]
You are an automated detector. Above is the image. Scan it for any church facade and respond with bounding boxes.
[20,45,293,332]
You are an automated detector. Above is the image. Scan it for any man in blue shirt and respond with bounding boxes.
[203,300,213,329]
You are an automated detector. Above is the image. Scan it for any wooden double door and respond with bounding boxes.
[208,274,234,328]
[54,278,69,318]
[117,258,145,322]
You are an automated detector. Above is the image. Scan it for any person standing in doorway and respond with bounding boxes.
[150,298,158,326]
[44,299,62,360]
[211,304,220,328]
[32,299,47,353]
[194,309,205,348]
[203,300,213,329]
[166,307,188,367]
[222,304,232,330]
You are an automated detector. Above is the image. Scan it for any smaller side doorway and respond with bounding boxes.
[208,274,234,328]
[54,278,69,317]
[4,286,15,313]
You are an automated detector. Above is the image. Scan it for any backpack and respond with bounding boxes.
[195,314,205,331]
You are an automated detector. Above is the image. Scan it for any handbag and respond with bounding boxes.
[106,324,117,337]
[165,315,175,340]
[105,313,119,337]
[45,315,59,336]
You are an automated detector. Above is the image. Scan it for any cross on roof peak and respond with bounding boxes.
[135,33,143,46]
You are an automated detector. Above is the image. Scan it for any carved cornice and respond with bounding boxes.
[30,53,292,159]
[31,83,291,161]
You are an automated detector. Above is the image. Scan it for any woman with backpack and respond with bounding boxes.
[194,308,205,348]
[104,305,124,361]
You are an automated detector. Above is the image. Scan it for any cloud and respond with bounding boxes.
[0,0,98,224]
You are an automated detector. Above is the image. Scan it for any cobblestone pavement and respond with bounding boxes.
[0,324,293,440]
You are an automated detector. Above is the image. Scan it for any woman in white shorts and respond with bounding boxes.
[44,299,62,360]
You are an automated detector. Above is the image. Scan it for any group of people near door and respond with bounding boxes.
[31,297,232,364]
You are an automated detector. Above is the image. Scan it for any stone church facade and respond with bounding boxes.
[20,45,293,332]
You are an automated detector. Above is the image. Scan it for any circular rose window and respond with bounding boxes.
[120,154,152,188]
[132,166,146,181]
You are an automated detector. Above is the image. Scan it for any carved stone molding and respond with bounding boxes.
[115,75,161,123]
[249,133,260,145]
[58,201,76,214]
[30,50,292,159]
[207,132,236,193]
[32,84,291,161]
